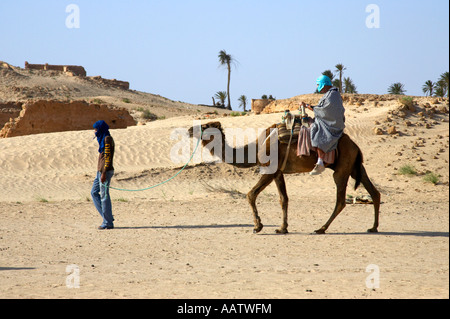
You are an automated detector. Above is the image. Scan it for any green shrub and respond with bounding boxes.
[92,98,105,104]
[423,172,440,185]
[142,109,158,120]
[398,164,417,176]
[36,196,49,203]
[399,96,414,107]
[230,111,247,117]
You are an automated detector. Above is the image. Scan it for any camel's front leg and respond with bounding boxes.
[247,173,275,233]
[274,171,289,234]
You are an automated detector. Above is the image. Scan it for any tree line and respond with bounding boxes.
[388,72,449,97]
[213,50,449,111]
[320,64,357,93]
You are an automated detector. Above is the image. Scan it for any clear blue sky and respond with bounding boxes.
[1,0,449,109]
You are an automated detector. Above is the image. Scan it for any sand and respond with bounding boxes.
[0,100,448,299]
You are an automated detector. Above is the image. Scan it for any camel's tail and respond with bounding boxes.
[352,148,363,190]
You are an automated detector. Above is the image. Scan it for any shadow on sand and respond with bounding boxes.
[114,224,448,238]
[0,267,36,271]
[114,224,255,230]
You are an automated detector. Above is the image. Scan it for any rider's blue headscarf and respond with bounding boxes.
[93,120,110,154]
[316,75,332,93]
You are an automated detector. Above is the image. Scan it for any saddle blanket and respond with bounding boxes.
[297,126,336,164]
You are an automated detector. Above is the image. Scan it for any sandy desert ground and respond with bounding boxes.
[0,98,448,299]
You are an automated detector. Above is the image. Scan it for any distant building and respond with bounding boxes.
[25,61,87,77]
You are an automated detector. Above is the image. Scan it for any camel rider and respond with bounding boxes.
[301,75,346,175]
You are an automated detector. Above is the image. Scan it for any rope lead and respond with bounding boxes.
[101,126,203,193]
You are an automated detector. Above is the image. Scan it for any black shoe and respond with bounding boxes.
[97,225,114,230]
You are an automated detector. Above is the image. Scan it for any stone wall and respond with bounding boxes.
[251,99,273,114]
[25,61,87,77]
[87,76,130,90]
[260,95,322,114]
[0,102,23,130]
[0,100,135,138]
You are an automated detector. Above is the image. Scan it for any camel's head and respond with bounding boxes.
[188,121,223,139]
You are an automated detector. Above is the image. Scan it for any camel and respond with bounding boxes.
[188,121,380,234]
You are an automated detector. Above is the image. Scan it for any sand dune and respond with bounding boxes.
[0,96,448,298]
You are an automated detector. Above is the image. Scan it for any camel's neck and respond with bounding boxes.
[202,131,257,168]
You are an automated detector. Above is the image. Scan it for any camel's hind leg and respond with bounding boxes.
[315,171,349,234]
[359,165,381,233]
[247,173,276,233]
[274,171,289,234]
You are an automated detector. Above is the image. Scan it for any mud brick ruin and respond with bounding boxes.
[24,62,129,90]
[25,61,87,77]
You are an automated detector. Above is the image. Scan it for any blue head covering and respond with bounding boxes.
[316,75,332,93]
[93,120,111,153]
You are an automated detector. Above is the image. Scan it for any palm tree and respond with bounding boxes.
[335,63,346,92]
[321,70,334,81]
[439,72,449,97]
[214,91,227,106]
[434,80,447,98]
[238,95,248,112]
[388,82,406,95]
[343,77,357,93]
[422,80,435,97]
[332,79,341,89]
[218,50,235,110]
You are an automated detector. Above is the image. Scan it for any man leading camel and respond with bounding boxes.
[301,75,346,175]
[91,120,115,230]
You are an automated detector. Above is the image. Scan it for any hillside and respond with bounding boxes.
[0,61,230,126]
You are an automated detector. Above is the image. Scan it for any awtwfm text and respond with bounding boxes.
[177,303,271,316]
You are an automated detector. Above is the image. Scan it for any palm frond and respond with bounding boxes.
[388,82,406,95]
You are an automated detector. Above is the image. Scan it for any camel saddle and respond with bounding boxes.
[277,122,301,144]
[277,111,311,144]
